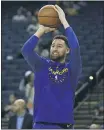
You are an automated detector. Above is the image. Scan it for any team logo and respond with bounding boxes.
[48,66,69,84]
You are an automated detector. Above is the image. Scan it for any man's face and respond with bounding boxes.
[50,39,69,62]
[12,102,20,113]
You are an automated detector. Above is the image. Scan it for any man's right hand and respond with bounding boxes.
[35,25,56,38]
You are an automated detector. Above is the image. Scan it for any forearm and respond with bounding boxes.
[21,35,39,71]
[35,28,45,38]
[62,18,70,29]
[61,17,79,49]
[21,35,39,54]
[65,26,79,49]
[21,28,47,71]
[22,27,45,54]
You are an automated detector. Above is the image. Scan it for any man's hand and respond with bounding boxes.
[54,5,70,29]
[35,25,56,38]
[39,25,56,33]
[53,5,66,24]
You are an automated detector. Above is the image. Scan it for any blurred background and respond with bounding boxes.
[1,1,104,129]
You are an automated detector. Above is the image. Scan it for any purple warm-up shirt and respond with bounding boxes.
[21,27,82,124]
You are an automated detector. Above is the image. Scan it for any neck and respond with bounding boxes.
[60,59,65,63]
[52,57,66,64]
[50,54,66,64]
[17,109,25,116]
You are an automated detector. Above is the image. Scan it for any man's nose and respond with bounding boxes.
[53,46,57,51]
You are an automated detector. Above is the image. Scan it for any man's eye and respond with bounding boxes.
[58,46,62,48]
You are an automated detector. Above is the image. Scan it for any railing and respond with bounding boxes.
[75,82,89,96]
[96,65,104,83]
[74,82,89,108]
[74,65,104,108]
[95,65,104,102]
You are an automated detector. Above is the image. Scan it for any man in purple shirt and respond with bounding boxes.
[21,5,82,129]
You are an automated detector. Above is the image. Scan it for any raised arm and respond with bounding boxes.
[54,5,82,79]
[65,26,82,78]
[21,25,56,72]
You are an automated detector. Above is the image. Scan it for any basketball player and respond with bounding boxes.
[21,5,82,129]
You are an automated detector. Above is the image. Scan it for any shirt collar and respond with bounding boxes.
[17,111,26,117]
[50,60,66,67]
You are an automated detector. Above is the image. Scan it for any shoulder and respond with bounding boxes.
[25,113,33,118]
[9,115,16,121]
[41,56,50,63]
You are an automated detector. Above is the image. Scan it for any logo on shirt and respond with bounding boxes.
[48,67,69,84]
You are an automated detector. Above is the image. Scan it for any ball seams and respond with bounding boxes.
[38,16,59,18]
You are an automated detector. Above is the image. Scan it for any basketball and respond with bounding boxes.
[38,5,61,28]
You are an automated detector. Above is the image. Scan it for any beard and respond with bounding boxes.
[50,53,65,62]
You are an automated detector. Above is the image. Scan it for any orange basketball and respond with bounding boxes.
[38,5,61,28]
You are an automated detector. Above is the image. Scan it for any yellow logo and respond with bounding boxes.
[48,67,69,83]
[49,67,68,75]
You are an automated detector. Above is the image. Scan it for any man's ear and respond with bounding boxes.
[66,48,70,54]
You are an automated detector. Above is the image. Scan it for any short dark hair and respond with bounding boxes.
[52,35,70,48]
